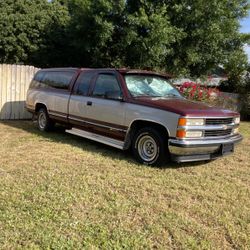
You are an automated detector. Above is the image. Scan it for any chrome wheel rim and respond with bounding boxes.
[138,135,157,162]
[38,112,46,129]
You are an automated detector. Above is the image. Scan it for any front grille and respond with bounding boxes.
[205,118,234,125]
[204,129,232,137]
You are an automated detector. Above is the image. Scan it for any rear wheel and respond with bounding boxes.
[37,108,54,132]
[132,127,169,166]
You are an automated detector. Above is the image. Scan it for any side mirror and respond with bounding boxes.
[105,91,124,101]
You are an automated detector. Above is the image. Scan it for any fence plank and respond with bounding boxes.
[0,65,2,115]
[19,65,25,119]
[0,64,39,120]
[11,64,17,119]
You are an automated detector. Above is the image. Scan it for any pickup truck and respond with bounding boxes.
[26,68,243,166]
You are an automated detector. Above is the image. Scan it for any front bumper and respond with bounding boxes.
[168,134,243,163]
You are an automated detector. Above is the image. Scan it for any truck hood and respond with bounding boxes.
[129,97,239,117]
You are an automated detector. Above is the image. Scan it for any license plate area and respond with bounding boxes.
[221,143,234,155]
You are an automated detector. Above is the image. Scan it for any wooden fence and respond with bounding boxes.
[0,64,39,120]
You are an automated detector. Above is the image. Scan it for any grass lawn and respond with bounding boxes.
[0,121,249,249]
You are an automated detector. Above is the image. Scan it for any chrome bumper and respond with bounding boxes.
[168,134,243,162]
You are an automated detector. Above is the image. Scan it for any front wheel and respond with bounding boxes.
[132,127,169,166]
[37,108,54,132]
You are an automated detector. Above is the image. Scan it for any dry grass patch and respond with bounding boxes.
[0,121,249,249]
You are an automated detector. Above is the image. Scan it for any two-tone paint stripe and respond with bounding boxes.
[48,110,128,134]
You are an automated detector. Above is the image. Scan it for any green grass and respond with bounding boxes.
[0,121,249,249]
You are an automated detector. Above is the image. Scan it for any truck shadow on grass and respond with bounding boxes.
[0,120,208,169]
[0,101,32,120]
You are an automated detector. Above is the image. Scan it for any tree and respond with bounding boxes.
[0,0,249,79]
[63,0,249,77]
[0,0,69,66]
[62,0,127,67]
[161,0,249,76]
[121,1,182,69]
[241,33,250,44]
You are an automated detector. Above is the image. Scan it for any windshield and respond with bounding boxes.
[124,74,182,98]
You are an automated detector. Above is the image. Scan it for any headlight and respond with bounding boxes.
[186,131,203,138]
[178,118,205,126]
[233,127,239,134]
[176,130,203,138]
[234,117,240,124]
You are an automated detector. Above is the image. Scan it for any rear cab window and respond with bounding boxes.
[29,70,75,90]
[29,71,45,89]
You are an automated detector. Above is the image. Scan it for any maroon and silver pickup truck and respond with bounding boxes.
[26,68,242,166]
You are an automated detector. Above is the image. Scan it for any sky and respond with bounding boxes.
[240,9,250,62]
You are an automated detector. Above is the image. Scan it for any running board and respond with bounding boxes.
[66,128,125,150]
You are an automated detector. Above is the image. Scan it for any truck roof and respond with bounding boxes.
[38,67,172,78]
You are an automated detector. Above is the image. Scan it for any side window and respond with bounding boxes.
[29,71,45,88]
[76,72,95,96]
[42,71,74,90]
[92,74,121,98]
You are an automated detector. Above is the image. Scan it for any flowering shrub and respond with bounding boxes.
[178,81,239,111]
[179,82,218,102]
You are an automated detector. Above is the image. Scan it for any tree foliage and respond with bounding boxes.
[0,0,69,65]
[0,0,249,78]
[165,0,249,75]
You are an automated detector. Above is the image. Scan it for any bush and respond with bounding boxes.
[179,81,218,102]
[178,81,239,111]
[218,68,250,120]
[240,71,250,120]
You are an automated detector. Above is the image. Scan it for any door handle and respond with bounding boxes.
[87,101,92,106]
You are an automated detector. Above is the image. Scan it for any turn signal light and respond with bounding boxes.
[178,118,187,126]
[176,130,186,138]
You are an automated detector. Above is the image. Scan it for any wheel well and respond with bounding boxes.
[125,120,169,149]
[35,103,47,113]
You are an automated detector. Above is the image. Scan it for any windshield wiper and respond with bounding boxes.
[133,94,181,98]
[134,94,154,97]
[164,93,181,98]
[134,94,162,98]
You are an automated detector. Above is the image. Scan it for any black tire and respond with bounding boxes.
[132,127,169,166]
[37,108,54,132]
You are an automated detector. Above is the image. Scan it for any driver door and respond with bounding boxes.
[83,72,127,141]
